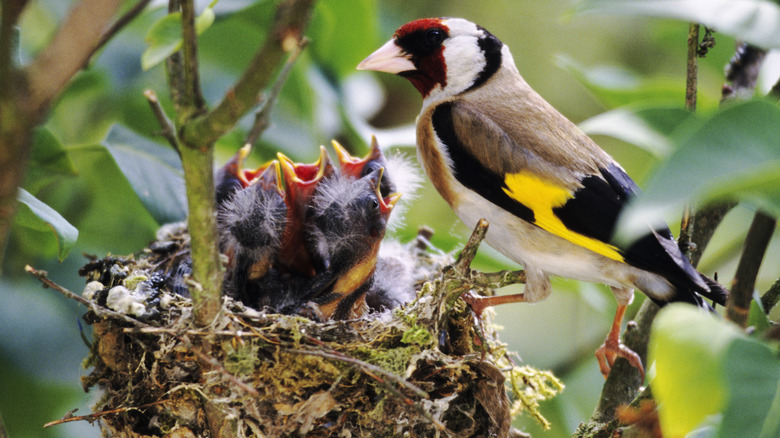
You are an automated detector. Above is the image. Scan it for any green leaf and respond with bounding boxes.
[650,304,737,438]
[556,55,691,109]
[579,106,692,158]
[617,99,780,242]
[650,304,780,438]
[309,0,378,79]
[100,125,187,224]
[23,128,78,194]
[141,8,216,71]
[14,188,78,261]
[570,0,780,50]
[719,336,780,438]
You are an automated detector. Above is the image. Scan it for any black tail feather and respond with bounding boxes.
[699,274,729,306]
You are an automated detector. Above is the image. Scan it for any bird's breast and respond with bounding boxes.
[416,106,460,208]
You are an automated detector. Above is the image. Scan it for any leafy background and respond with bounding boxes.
[1,0,779,437]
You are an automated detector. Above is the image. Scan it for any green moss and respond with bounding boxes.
[401,326,433,347]
[223,341,261,376]
[123,274,148,291]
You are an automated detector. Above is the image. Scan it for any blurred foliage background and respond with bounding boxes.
[1,0,779,437]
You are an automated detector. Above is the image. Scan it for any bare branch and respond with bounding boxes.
[454,218,489,276]
[245,37,310,146]
[761,278,780,314]
[25,0,124,113]
[144,89,180,153]
[727,211,776,327]
[0,0,29,89]
[25,265,151,328]
[91,0,153,67]
[182,0,317,146]
[180,0,206,115]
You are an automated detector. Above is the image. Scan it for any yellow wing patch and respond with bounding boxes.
[502,172,624,263]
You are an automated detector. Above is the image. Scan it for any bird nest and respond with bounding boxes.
[45,219,563,438]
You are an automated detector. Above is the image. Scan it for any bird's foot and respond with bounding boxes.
[461,290,489,317]
[595,337,645,380]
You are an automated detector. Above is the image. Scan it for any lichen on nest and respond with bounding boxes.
[70,220,563,437]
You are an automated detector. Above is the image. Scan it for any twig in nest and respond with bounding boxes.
[454,218,489,276]
[181,335,261,397]
[144,89,179,153]
[288,346,449,434]
[43,401,165,428]
[24,265,150,328]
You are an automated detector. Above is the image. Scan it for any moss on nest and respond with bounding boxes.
[75,222,562,437]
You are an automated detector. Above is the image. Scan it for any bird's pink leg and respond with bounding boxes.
[595,304,645,379]
[461,292,525,317]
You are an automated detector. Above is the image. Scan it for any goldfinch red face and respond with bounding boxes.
[357,18,503,100]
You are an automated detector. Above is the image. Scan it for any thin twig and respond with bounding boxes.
[727,211,776,327]
[678,23,700,256]
[24,265,151,328]
[25,0,124,112]
[245,37,309,146]
[761,279,780,314]
[288,347,449,433]
[43,401,165,428]
[180,0,206,113]
[183,0,317,145]
[166,0,184,110]
[89,0,152,68]
[182,335,260,397]
[454,218,489,276]
[469,269,526,290]
[144,89,179,153]
[0,0,29,90]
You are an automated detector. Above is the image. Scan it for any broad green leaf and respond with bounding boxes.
[142,8,216,71]
[617,99,780,242]
[747,292,772,333]
[579,106,692,158]
[649,304,738,438]
[14,188,78,261]
[100,125,187,224]
[557,55,694,109]
[719,336,780,438]
[309,0,378,79]
[571,0,780,50]
[24,128,78,194]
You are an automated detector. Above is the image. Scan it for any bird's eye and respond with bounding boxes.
[369,197,380,212]
[425,29,444,47]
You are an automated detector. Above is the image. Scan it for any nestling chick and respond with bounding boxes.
[332,136,421,232]
[276,147,335,277]
[358,17,729,378]
[218,161,287,304]
[301,168,401,320]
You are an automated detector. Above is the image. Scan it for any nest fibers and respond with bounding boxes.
[76,224,562,437]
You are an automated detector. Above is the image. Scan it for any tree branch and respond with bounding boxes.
[25,0,124,114]
[0,0,28,90]
[726,211,776,327]
[761,278,780,314]
[90,0,152,66]
[179,0,206,117]
[144,89,180,152]
[245,37,310,146]
[678,23,700,257]
[182,0,317,146]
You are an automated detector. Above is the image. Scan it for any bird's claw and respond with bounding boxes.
[595,338,645,380]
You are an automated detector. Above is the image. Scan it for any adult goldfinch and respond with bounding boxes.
[357,17,728,377]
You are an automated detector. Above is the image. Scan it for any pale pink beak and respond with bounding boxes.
[357,39,416,74]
